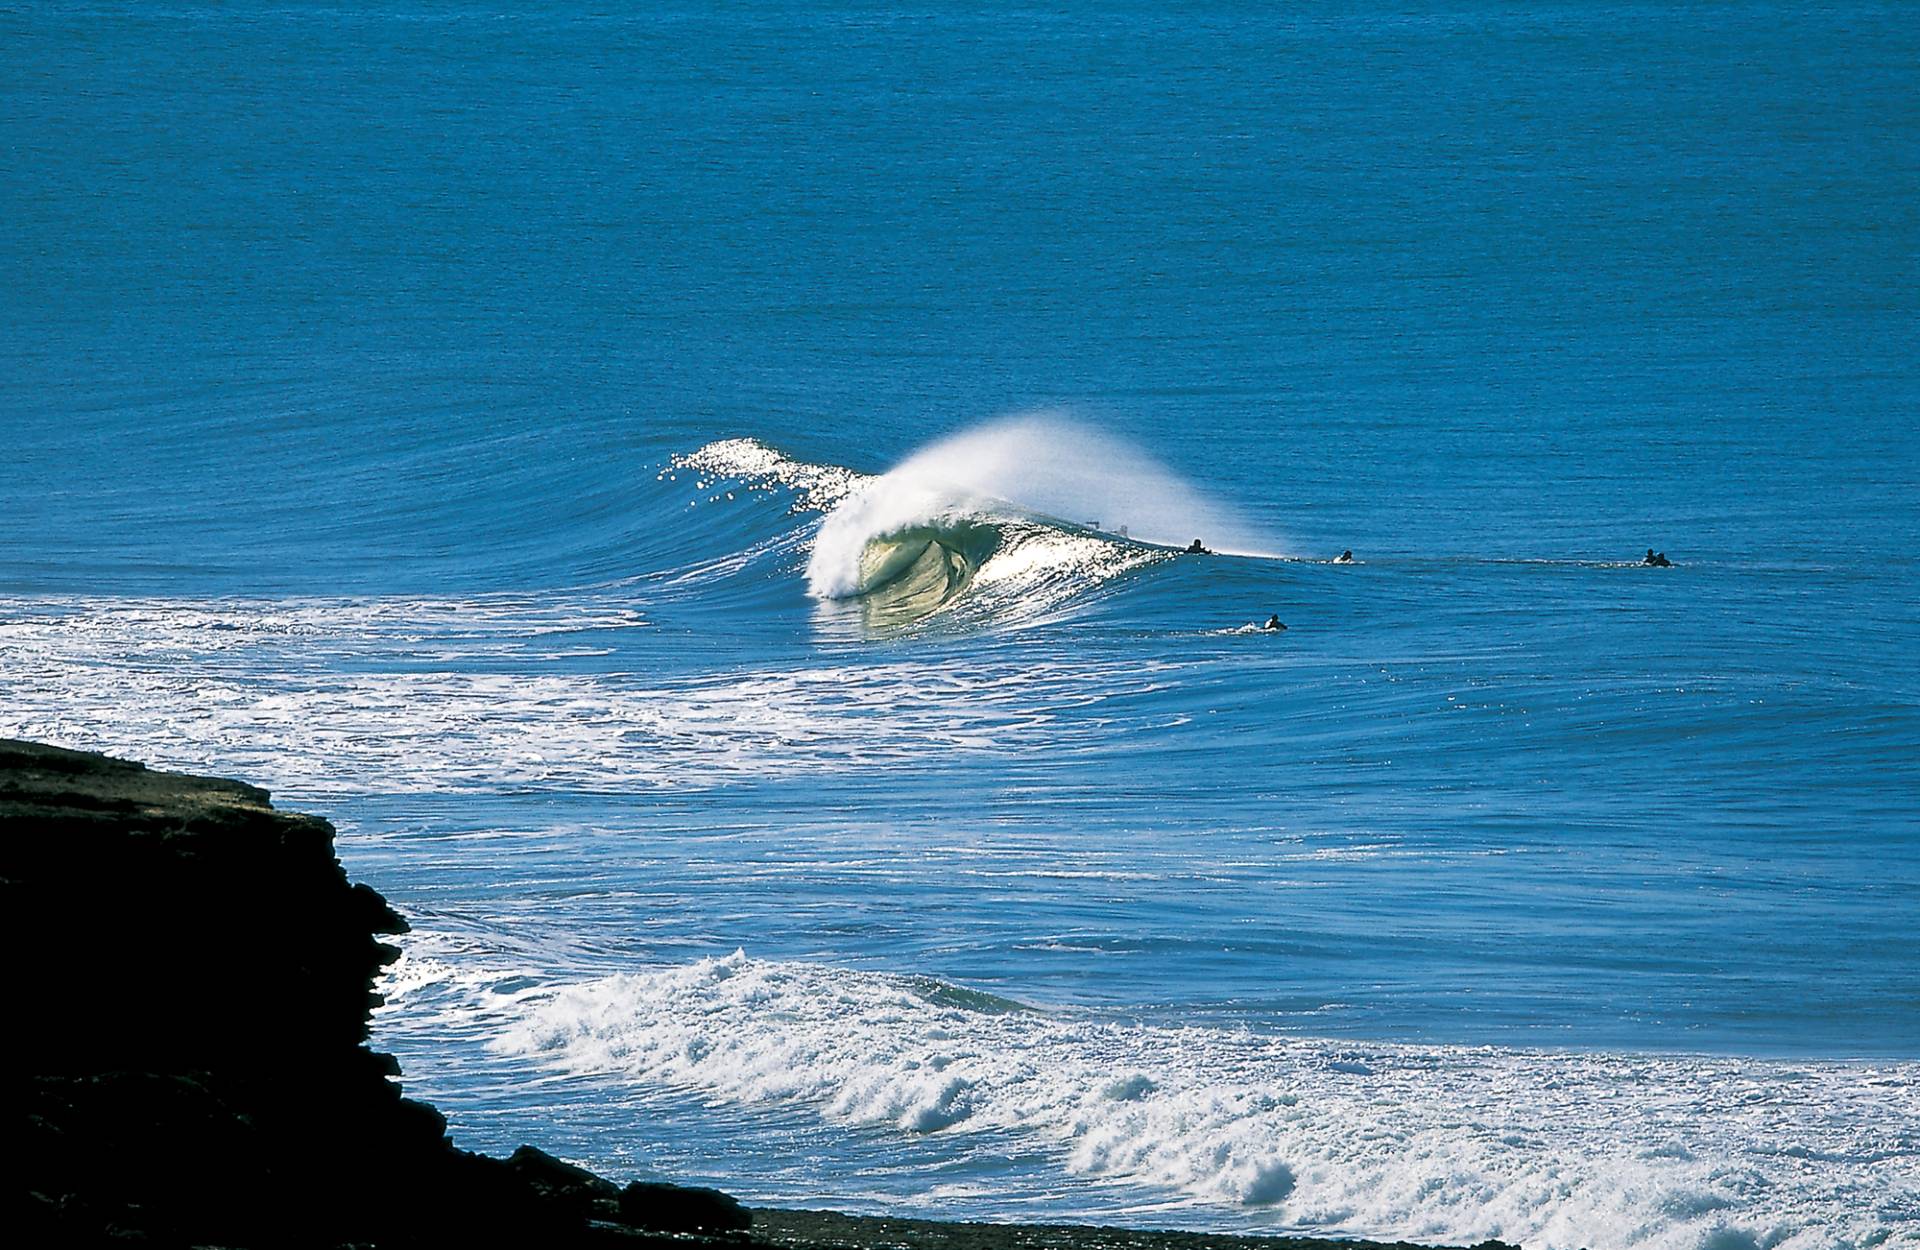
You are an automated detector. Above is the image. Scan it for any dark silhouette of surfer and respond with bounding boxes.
[1186,539,1211,554]
[1262,614,1286,631]
[1643,548,1673,567]
[1333,550,1354,564]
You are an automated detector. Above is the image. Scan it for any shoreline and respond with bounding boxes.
[755,1207,1514,1250]
[0,737,1515,1250]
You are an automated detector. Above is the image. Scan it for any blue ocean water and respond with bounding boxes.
[4,3,1918,1247]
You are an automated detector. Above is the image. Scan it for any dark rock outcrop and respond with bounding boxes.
[0,739,716,1248]
[620,1180,753,1234]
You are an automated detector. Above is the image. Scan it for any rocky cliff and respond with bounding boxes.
[0,739,742,1248]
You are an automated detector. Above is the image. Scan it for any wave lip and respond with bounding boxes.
[665,437,868,514]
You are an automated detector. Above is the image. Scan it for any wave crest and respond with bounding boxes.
[800,414,1271,625]
[671,417,1274,629]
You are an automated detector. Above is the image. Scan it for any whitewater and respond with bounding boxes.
[5,422,1916,1250]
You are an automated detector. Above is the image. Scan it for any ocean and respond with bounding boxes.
[3,2,1917,1247]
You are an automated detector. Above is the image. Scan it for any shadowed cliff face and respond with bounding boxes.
[0,739,743,1249]
[2,739,408,1074]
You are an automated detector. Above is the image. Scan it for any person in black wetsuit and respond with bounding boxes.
[1644,548,1672,567]
[1333,549,1354,564]
[1186,538,1210,554]
[1263,614,1286,631]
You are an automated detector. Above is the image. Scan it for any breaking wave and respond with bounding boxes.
[670,416,1275,628]
[486,950,1919,1250]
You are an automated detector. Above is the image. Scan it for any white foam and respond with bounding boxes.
[665,437,868,514]
[496,952,1920,1250]
[0,594,1183,797]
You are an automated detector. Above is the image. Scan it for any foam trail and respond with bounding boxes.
[806,415,1275,600]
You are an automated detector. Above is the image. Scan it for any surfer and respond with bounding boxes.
[1643,548,1673,567]
[1333,550,1354,564]
[1263,614,1286,631]
[1186,538,1211,554]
